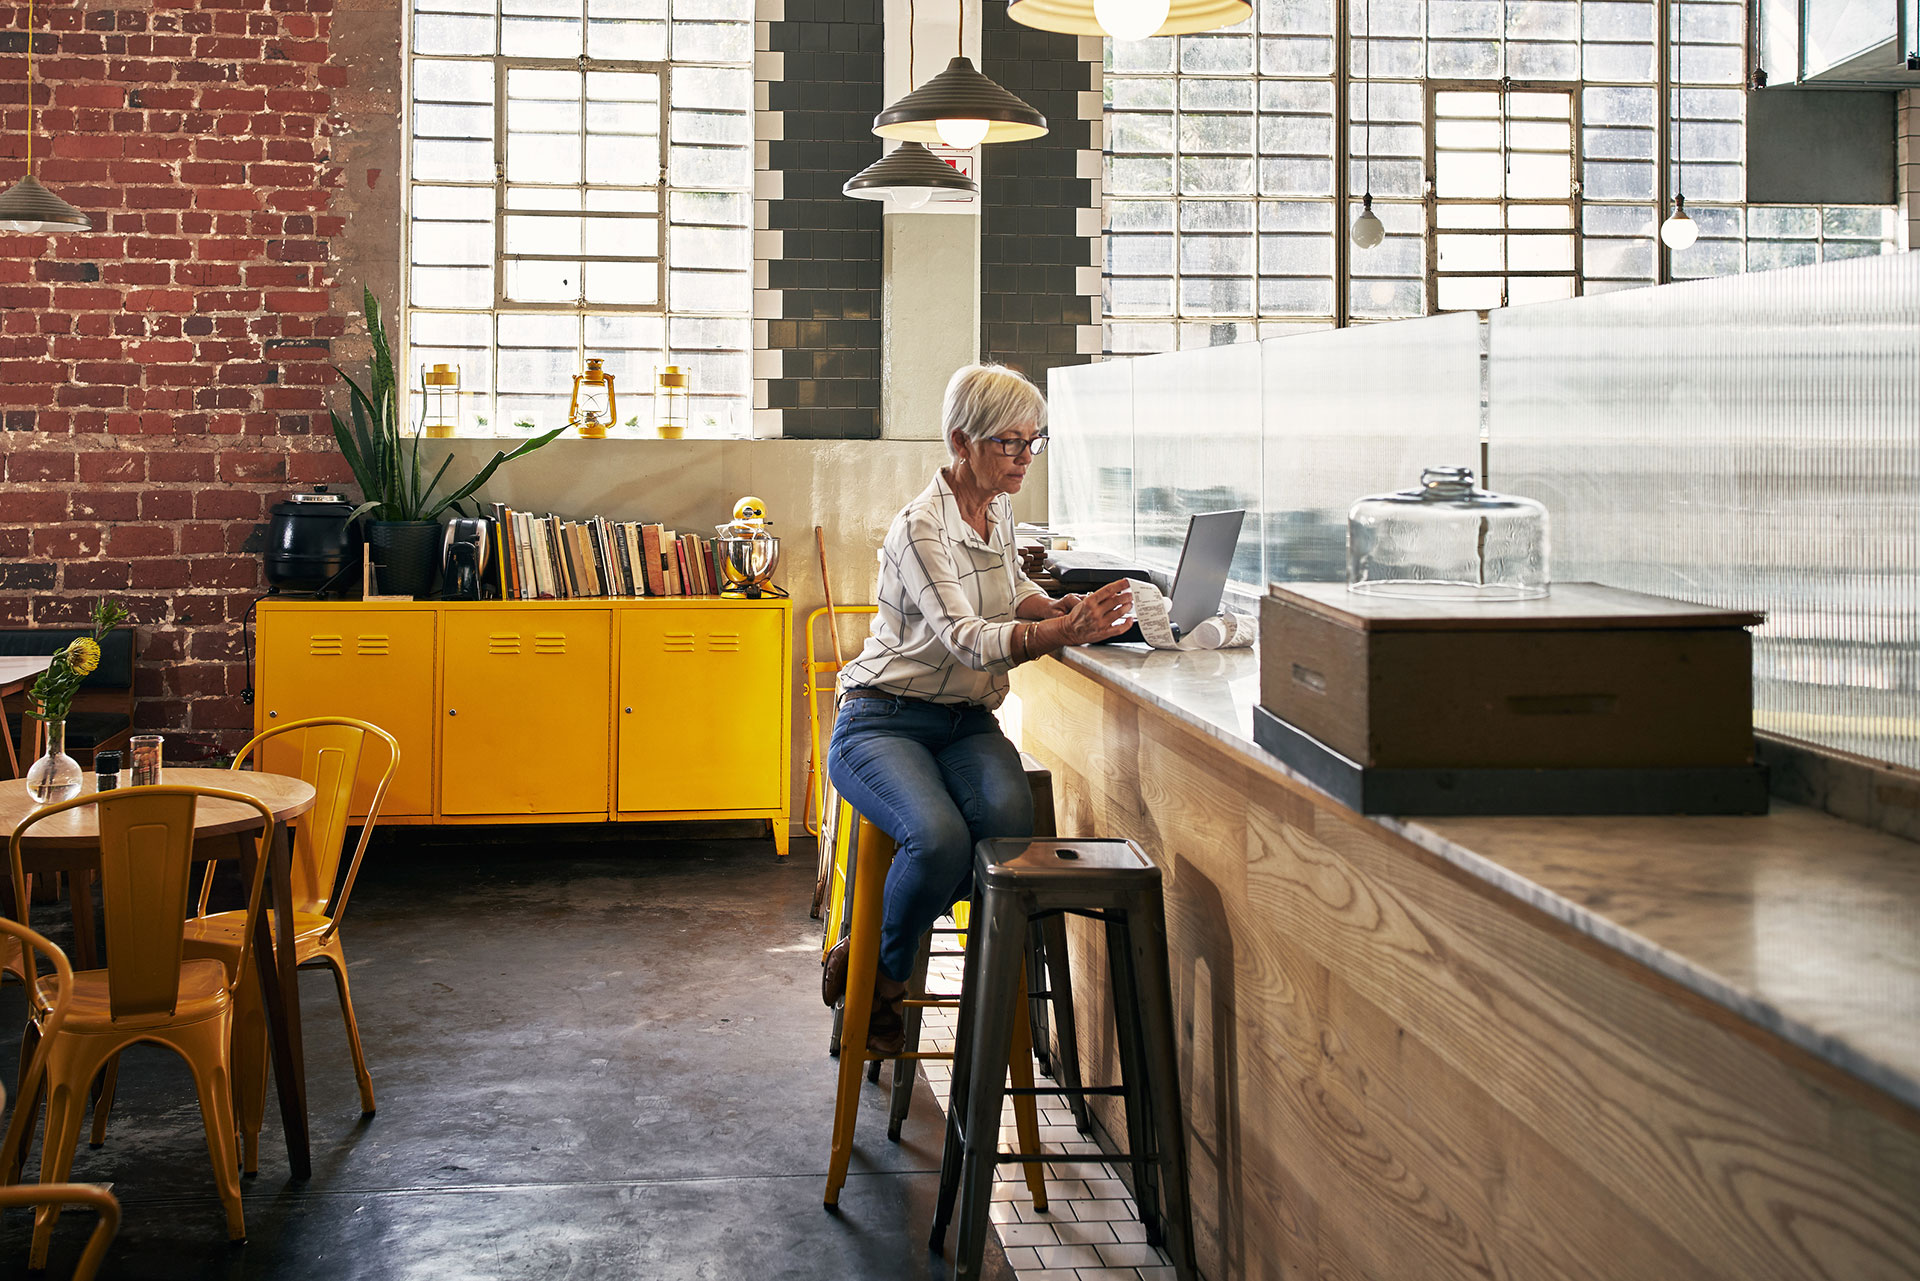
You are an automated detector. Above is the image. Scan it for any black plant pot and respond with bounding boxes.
[367,520,440,598]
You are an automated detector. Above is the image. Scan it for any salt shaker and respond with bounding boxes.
[94,750,122,792]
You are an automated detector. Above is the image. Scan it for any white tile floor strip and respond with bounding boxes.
[914,950,1175,1281]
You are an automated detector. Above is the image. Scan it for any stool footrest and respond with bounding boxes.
[903,996,961,1008]
[994,1151,1148,1165]
[1004,1084,1128,1098]
[860,1050,952,1064]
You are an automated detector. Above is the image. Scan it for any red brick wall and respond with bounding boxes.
[0,0,378,749]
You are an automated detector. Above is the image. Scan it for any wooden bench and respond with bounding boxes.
[0,628,137,768]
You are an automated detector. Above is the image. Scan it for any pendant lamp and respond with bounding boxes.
[872,0,1046,148]
[1349,0,1383,249]
[0,0,91,234]
[1007,0,1249,40]
[873,58,1048,147]
[1658,0,1696,251]
[844,141,979,210]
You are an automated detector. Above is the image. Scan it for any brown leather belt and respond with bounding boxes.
[840,686,906,703]
[839,687,950,710]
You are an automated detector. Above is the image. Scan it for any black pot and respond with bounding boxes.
[367,520,441,597]
[266,486,358,592]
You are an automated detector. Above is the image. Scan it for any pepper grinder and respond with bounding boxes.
[95,750,122,792]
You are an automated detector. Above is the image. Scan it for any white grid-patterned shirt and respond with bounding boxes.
[837,470,1049,708]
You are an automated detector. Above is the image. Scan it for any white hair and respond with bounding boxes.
[941,364,1046,458]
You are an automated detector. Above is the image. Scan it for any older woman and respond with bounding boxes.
[824,363,1133,1053]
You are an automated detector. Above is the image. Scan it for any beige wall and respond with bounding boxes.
[426,436,950,834]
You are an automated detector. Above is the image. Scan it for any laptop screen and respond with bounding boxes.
[1166,510,1246,636]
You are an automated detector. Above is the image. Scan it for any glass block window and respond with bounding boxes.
[407,0,753,438]
[1102,0,1901,351]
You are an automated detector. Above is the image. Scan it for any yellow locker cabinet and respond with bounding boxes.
[618,605,785,814]
[254,609,437,817]
[442,610,611,817]
[255,600,790,850]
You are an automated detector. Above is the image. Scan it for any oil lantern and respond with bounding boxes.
[569,358,618,440]
[421,363,461,438]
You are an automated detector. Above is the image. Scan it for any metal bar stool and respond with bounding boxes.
[820,760,1089,1138]
[822,807,1049,1212]
[930,837,1200,1281]
[1015,757,1090,1135]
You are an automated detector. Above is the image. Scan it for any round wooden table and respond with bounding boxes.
[0,767,314,861]
[0,767,322,1180]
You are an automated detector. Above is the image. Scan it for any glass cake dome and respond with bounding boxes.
[1347,466,1550,600]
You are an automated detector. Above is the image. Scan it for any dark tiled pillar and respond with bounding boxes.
[762,0,886,438]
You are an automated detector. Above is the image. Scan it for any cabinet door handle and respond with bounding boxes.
[625,707,633,714]
[448,708,458,716]
[268,711,277,718]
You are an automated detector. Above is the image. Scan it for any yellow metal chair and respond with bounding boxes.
[0,919,121,1281]
[166,717,397,1174]
[5,786,273,1265]
[804,606,877,919]
[823,797,1047,1212]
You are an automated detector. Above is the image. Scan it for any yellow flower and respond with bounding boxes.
[67,637,101,677]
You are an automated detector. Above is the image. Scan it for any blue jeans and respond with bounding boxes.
[826,696,1034,982]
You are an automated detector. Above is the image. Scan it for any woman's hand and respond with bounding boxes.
[1057,578,1134,645]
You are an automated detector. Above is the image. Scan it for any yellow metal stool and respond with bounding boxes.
[823,802,1048,1212]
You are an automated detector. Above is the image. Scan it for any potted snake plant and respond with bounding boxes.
[331,287,563,596]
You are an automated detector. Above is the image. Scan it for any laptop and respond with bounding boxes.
[1077,508,1245,644]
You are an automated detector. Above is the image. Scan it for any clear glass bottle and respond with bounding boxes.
[26,719,83,804]
[1347,465,1550,600]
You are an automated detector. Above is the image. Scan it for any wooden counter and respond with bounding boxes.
[1008,645,1920,1281]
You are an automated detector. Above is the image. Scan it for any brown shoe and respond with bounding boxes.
[867,974,908,1056]
[822,938,849,1009]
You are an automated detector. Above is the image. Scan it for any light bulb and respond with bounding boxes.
[935,118,991,149]
[890,187,936,211]
[1659,200,1698,250]
[1093,0,1171,41]
[1350,203,1385,249]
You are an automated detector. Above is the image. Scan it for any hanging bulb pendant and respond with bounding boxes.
[1659,195,1698,250]
[1350,194,1384,249]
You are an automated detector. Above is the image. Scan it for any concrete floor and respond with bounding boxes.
[0,829,1011,1280]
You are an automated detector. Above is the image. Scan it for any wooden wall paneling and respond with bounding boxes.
[1010,659,1920,1281]
[1295,806,1920,1280]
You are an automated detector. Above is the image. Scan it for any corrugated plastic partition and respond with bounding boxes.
[1488,254,1920,768]
[1048,312,1482,601]
[1132,342,1265,593]
[1048,356,1137,562]
[1258,313,1485,587]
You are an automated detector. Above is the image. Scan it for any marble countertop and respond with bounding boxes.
[1046,644,1920,1114]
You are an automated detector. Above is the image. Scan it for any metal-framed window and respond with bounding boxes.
[1426,82,1581,312]
[406,0,753,438]
[1101,0,1901,353]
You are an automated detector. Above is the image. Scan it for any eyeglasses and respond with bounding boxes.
[984,434,1048,458]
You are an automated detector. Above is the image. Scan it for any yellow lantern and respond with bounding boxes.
[569,357,618,439]
[421,363,461,438]
[655,365,689,439]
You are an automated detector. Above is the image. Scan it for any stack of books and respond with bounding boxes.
[485,504,726,599]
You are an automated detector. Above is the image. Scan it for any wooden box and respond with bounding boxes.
[1259,582,1764,771]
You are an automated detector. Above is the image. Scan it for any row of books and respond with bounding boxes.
[486,504,726,599]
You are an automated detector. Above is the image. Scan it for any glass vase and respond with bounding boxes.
[26,718,84,804]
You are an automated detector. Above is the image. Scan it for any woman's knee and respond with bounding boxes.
[903,807,975,879]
